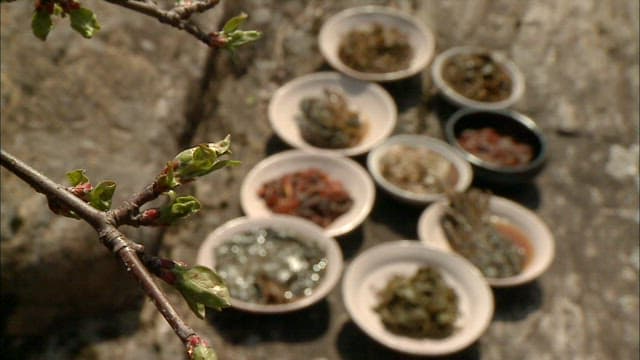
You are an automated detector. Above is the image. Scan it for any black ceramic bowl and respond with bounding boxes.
[444,108,547,184]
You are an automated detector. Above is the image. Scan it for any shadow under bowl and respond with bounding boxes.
[444,108,547,184]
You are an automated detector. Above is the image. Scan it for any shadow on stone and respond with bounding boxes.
[1,310,143,359]
[368,189,424,240]
[379,73,424,113]
[474,180,542,210]
[264,133,292,157]
[492,280,543,322]
[208,299,330,344]
[336,320,481,360]
[335,225,365,260]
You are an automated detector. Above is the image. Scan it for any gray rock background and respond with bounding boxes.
[1,0,638,359]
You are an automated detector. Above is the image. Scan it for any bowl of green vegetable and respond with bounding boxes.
[342,241,493,356]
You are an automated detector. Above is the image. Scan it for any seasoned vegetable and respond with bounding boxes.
[458,127,534,167]
[258,168,353,227]
[442,53,512,102]
[379,144,457,195]
[338,23,413,73]
[374,266,458,339]
[297,88,366,149]
[214,228,327,305]
[441,190,529,278]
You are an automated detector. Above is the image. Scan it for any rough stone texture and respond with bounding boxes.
[1,0,638,359]
[0,0,222,338]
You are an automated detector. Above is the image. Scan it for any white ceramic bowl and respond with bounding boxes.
[342,241,493,356]
[241,149,375,237]
[367,134,473,206]
[319,5,435,82]
[417,195,555,287]
[269,72,396,157]
[431,46,525,110]
[196,215,344,314]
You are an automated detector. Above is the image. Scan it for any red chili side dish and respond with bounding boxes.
[258,168,353,227]
[458,127,533,167]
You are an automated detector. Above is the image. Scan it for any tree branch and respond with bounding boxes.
[103,0,221,46]
[0,148,201,351]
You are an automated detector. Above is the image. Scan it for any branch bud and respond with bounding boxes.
[187,336,217,360]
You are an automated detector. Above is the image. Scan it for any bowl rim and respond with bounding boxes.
[240,149,376,237]
[431,45,525,110]
[444,108,547,174]
[417,195,555,287]
[341,240,494,355]
[196,215,344,313]
[366,134,473,205]
[268,71,397,157]
[318,5,436,82]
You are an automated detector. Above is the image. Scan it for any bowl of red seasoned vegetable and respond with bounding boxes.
[431,46,525,110]
[445,108,547,184]
[240,150,375,237]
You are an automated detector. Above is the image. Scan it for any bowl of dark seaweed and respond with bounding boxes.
[444,108,547,184]
[367,134,473,205]
[431,46,525,110]
[342,241,493,356]
[417,190,555,287]
[269,72,397,157]
[318,6,435,82]
[196,215,343,313]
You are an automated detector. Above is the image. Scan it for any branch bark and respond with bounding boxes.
[0,148,201,350]
[103,0,221,46]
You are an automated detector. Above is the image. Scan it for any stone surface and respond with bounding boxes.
[1,0,638,359]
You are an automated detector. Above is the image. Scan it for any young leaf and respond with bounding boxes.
[89,180,116,211]
[158,195,201,224]
[227,30,261,48]
[69,7,100,39]
[222,12,247,34]
[173,265,231,319]
[172,135,240,183]
[66,169,89,186]
[32,10,53,41]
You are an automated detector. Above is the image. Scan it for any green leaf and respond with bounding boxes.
[222,12,247,34]
[32,10,53,41]
[66,169,89,186]
[69,7,100,39]
[227,30,262,48]
[172,135,239,182]
[89,180,116,211]
[158,195,201,224]
[191,344,217,360]
[174,265,231,319]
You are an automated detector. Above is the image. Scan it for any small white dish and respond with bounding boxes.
[269,71,396,157]
[240,149,375,237]
[417,195,555,287]
[431,46,525,110]
[366,134,473,206]
[342,241,493,356]
[319,6,435,82]
[196,215,344,314]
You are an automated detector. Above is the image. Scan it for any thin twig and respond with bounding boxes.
[103,0,221,46]
[0,148,200,349]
